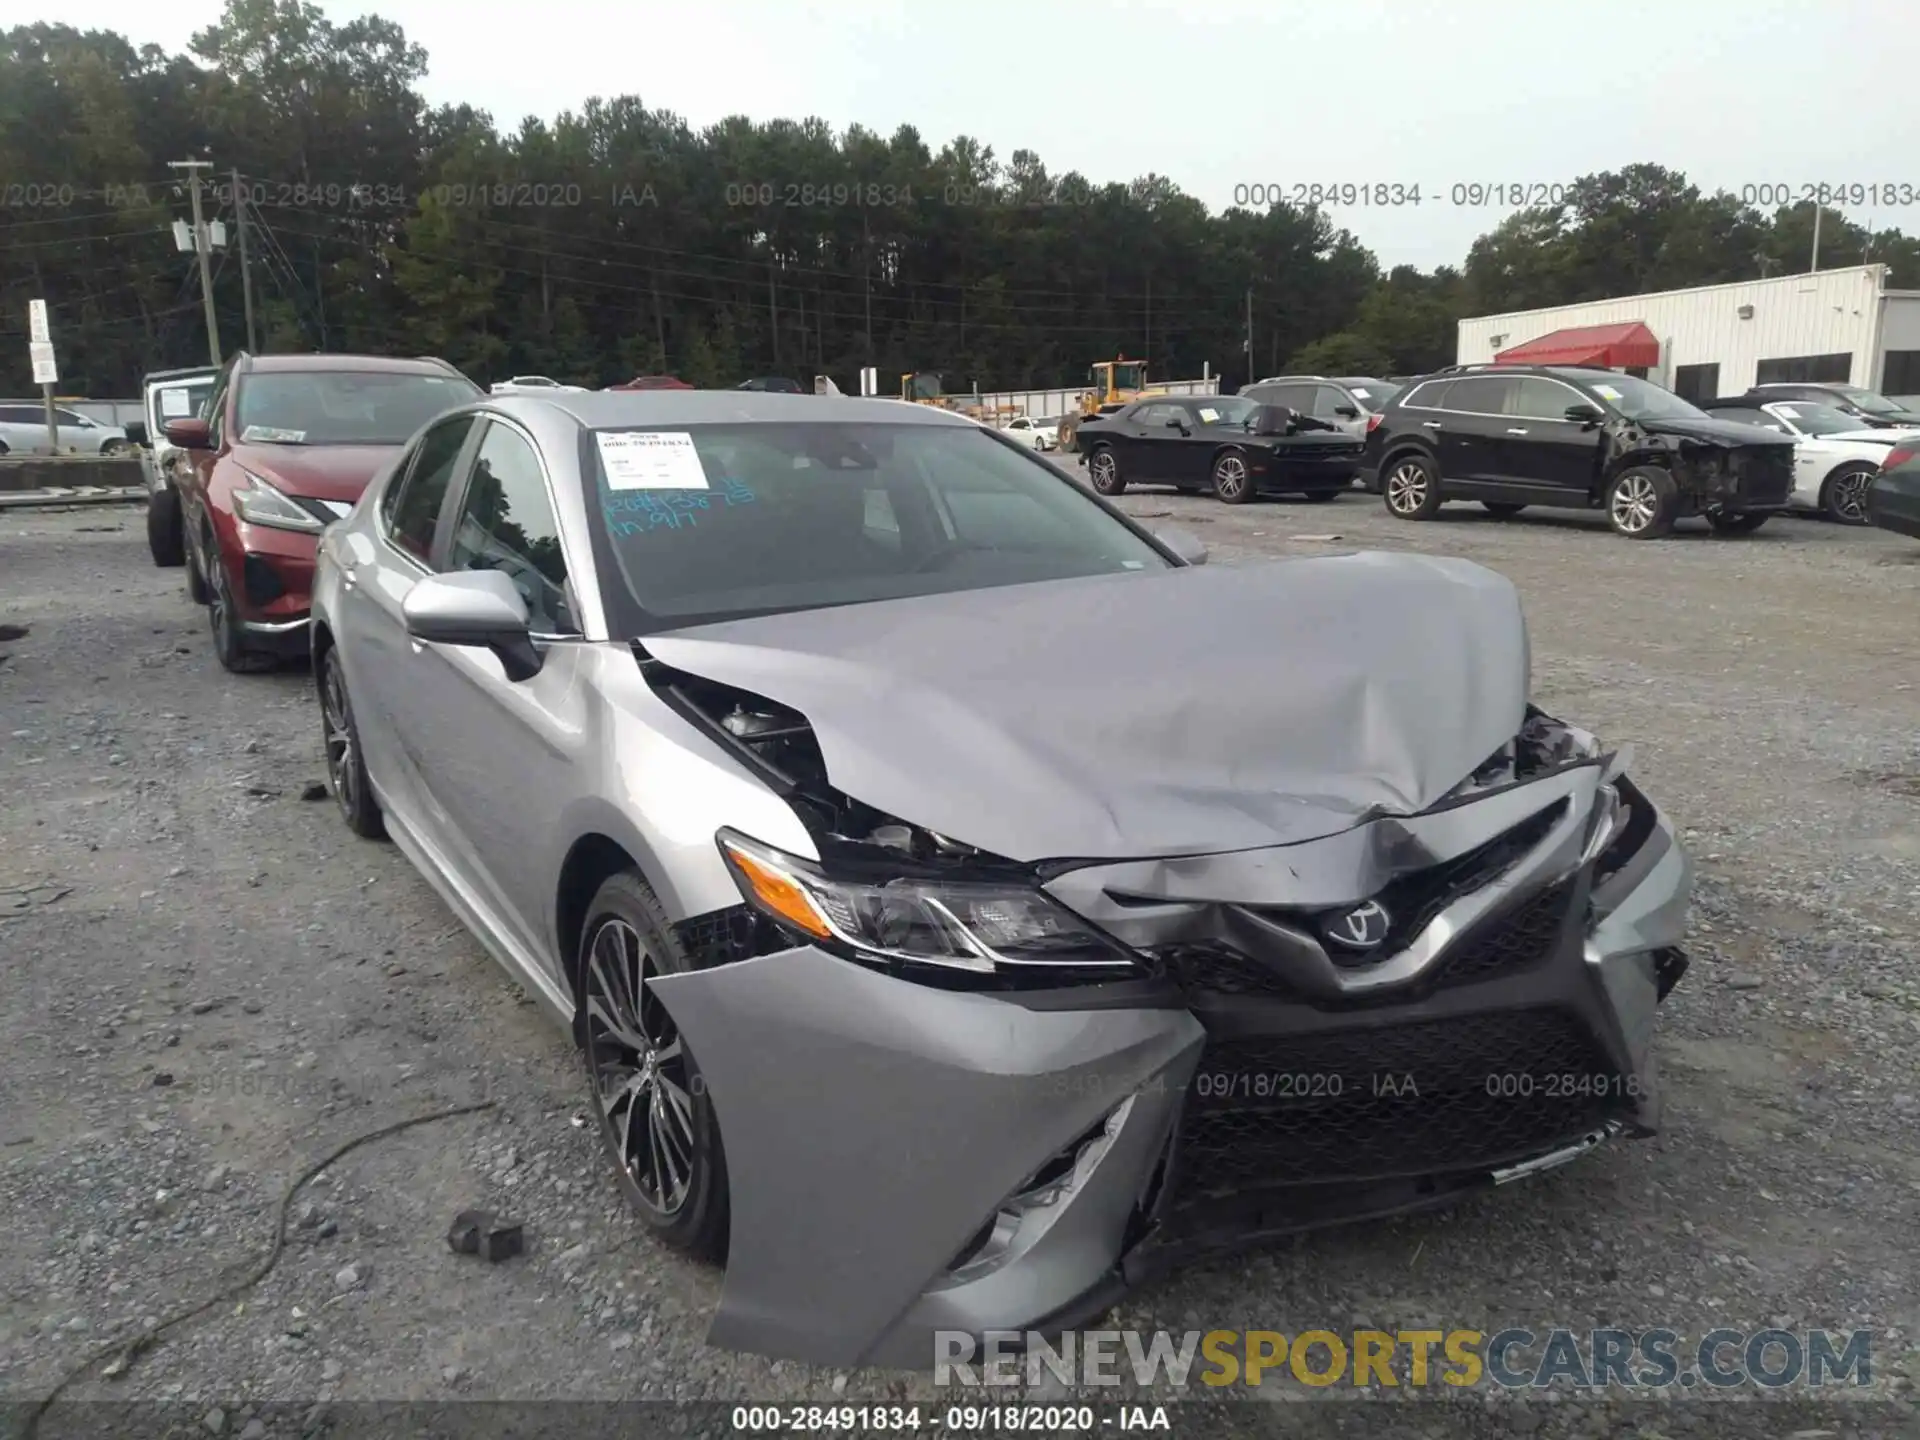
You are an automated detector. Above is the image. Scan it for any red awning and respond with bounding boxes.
[1493,321,1660,369]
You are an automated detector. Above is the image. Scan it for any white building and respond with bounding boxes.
[1456,263,1920,405]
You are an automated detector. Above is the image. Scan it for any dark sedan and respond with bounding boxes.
[1075,395,1363,504]
[1866,440,1920,539]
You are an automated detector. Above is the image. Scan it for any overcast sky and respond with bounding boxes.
[51,0,1920,271]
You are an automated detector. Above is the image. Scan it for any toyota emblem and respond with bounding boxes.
[1323,899,1392,951]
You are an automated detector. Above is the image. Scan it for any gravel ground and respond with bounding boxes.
[3,487,1919,1438]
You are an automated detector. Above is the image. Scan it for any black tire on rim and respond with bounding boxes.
[1212,450,1254,504]
[578,871,730,1262]
[1605,466,1677,539]
[101,439,128,457]
[1383,453,1443,519]
[1821,464,1875,525]
[147,489,186,567]
[321,646,384,839]
[186,532,210,603]
[1087,446,1125,496]
[1481,501,1527,517]
[205,537,276,674]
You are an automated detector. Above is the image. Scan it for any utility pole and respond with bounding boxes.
[1144,275,1151,370]
[1810,200,1823,274]
[170,159,221,365]
[1244,288,1253,381]
[233,168,258,352]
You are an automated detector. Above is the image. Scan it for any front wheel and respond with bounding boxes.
[578,872,730,1263]
[1606,466,1678,539]
[100,438,130,457]
[147,489,186,567]
[1087,446,1125,496]
[205,542,277,673]
[1383,454,1443,519]
[1212,451,1255,504]
[1821,464,1875,525]
[321,646,384,839]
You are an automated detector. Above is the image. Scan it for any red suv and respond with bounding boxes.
[164,353,481,672]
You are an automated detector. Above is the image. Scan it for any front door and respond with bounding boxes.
[1496,377,1606,495]
[394,417,591,971]
[1125,402,1190,484]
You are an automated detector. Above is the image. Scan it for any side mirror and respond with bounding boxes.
[163,417,212,449]
[1154,524,1209,566]
[123,420,148,448]
[1333,405,1360,419]
[1564,403,1604,425]
[401,571,543,682]
[1165,416,1187,430]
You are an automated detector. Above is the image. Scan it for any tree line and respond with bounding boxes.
[4,1,1917,397]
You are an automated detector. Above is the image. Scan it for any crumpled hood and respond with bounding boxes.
[1635,413,1796,448]
[231,442,401,503]
[642,552,1531,862]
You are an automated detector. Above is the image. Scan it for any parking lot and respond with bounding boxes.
[4,478,1920,1427]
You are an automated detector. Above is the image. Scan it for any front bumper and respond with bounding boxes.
[213,513,320,631]
[649,761,1691,1369]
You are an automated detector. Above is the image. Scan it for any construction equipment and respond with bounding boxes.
[1057,358,1161,451]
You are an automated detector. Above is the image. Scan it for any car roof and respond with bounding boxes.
[487,390,974,429]
[1701,396,1769,408]
[143,366,218,385]
[244,353,464,376]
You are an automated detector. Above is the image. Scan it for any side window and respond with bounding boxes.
[1510,378,1580,419]
[1312,385,1352,418]
[446,421,577,634]
[0,405,36,422]
[1445,377,1516,414]
[384,415,476,562]
[1248,383,1309,411]
[1134,403,1176,427]
[1402,379,1454,410]
[205,365,235,448]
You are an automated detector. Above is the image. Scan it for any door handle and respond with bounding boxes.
[1506,427,1529,435]
[1421,420,1442,429]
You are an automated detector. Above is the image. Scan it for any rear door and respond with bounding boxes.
[1430,376,1513,483]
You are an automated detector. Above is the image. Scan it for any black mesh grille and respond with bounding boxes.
[1156,943,1302,999]
[1172,1007,1622,1196]
[672,905,782,969]
[1432,878,1577,987]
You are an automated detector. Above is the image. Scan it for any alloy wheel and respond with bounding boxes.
[1610,472,1659,534]
[1214,455,1249,500]
[321,660,359,822]
[1385,462,1427,514]
[1089,450,1117,490]
[584,918,696,1216]
[207,555,230,638]
[1830,469,1872,524]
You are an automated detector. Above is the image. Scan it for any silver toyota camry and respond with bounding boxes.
[310,390,1692,1368]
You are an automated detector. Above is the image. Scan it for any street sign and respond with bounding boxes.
[28,299,49,344]
[30,345,58,386]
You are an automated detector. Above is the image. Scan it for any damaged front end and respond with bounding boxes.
[636,649,1690,1369]
[1646,436,1796,514]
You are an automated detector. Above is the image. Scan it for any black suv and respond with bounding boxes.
[1745,383,1920,430]
[1361,365,1796,538]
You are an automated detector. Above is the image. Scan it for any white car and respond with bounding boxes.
[1001,415,1055,451]
[1702,398,1920,525]
[490,375,587,394]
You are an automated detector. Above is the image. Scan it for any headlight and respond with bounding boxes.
[716,830,1136,977]
[232,471,323,533]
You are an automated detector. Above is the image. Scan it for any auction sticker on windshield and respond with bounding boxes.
[241,426,305,443]
[598,430,710,490]
[160,389,191,416]
[1591,385,1623,402]
[1198,407,1219,423]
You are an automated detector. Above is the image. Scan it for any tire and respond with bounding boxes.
[577,871,730,1263]
[1606,466,1678,539]
[1706,510,1770,536]
[320,646,384,839]
[1481,502,1527,517]
[1087,445,1125,496]
[185,532,211,604]
[146,489,186,567]
[1382,453,1443,520]
[100,438,129,457]
[1820,463,1875,526]
[1211,450,1256,504]
[204,537,277,674]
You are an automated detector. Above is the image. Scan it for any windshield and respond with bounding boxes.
[1192,397,1262,426]
[1829,385,1903,415]
[235,371,480,445]
[1581,373,1705,422]
[583,422,1174,632]
[1769,403,1861,436]
[153,380,214,428]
